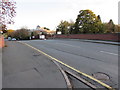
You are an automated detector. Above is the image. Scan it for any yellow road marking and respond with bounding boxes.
[22,42,114,90]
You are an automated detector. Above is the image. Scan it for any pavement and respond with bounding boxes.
[0,48,2,90]
[2,41,67,88]
[0,35,4,90]
[79,39,120,45]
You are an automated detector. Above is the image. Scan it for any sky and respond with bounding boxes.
[7,0,119,30]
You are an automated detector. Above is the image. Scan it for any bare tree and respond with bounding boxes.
[0,0,16,32]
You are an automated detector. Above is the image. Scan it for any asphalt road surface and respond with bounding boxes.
[22,39,118,88]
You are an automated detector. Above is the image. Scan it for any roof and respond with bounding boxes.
[36,27,56,34]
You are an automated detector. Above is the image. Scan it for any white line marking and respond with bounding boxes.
[100,51,118,56]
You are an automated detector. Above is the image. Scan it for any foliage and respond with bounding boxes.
[114,25,120,33]
[102,20,119,33]
[71,10,104,34]
[7,29,15,37]
[9,28,30,40]
[31,31,39,37]
[43,27,50,30]
[56,20,74,34]
[0,24,7,33]
[107,19,115,33]
[0,0,16,33]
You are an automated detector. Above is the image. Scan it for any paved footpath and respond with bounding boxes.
[2,41,66,88]
[0,48,2,90]
[0,35,3,89]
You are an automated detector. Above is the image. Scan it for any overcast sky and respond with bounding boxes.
[7,0,119,30]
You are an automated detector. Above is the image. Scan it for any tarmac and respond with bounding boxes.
[55,38,120,45]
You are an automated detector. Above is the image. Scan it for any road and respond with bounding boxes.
[22,39,118,88]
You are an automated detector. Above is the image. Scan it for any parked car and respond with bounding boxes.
[11,38,16,41]
[8,37,12,41]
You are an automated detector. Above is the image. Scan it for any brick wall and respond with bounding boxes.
[0,36,4,48]
[54,33,119,41]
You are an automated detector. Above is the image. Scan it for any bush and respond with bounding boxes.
[11,28,30,40]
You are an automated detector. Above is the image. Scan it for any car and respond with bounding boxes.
[11,38,16,41]
[8,37,12,41]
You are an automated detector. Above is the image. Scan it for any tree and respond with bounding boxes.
[12,28,30,40]
[56,20,74,34]
[68,20,75,34]
[7,29,15,37]
[114,25,120,33]
[95,15,105,33]
[0,0,16,33]
[31,31,38,37]
[72,10,104,34]
[107,19,115,33]
[103,20,116,33]
[43,27,50,30]
[0,24,7,33]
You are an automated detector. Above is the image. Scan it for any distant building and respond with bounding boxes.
[35,25,56,35]
[36,25,41,30]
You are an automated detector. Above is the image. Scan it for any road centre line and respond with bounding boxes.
[22,42,114,90]
[100,51,118,56]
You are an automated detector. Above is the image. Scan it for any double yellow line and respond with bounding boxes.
[22,42,114,90]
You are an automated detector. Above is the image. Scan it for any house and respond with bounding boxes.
[35,25,56,35]
[30,25,56,39]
